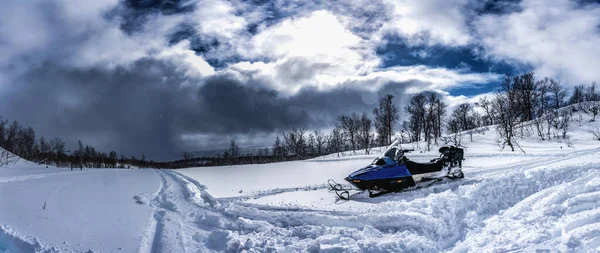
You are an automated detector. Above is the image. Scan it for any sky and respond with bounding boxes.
[0,0,599,160]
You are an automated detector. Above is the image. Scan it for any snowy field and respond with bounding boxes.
[1,111,600,252]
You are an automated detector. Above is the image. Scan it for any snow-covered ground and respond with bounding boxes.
[1,111,600,252]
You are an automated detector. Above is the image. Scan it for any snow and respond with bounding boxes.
[0,165,159,252]
[1,110,600,252]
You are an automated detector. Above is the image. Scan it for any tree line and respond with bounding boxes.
[187,74,599,166]
[182,94,401,166]
[0,119,157,169]
[2,73,597,168]
[486,74,599,151]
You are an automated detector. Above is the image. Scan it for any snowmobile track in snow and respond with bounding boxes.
[135,147,600,252]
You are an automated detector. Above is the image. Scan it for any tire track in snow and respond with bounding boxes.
[136,149,600,252]
[466,147,600,179]
[138,169,239,252]
[138,169,187,253]
[138,169,165,253]
[453,167,600,252]
[214,150,600,252]
[218,184,332,204]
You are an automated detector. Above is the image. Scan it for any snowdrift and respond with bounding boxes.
[0,108,599,252]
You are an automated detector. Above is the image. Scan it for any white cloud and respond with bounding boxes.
[230,60,499,97]
[359,65,500,92]
[155,40,215,78]
[231,10,380,93]
[376,0,473,47]
[193,0,247,39]
[475,0,600,85]
[443,91,496,112]
[411,49,431,59]
[0,0,169,71]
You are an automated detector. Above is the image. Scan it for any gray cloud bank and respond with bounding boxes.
[1,58,419,159]
[1,0,599,160]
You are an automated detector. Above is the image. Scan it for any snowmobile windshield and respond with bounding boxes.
[371,157,397,166]
[379,140,403,160]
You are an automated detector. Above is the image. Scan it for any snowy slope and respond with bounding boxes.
[0,110,599,252]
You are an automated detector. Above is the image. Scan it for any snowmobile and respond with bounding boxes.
[329,140,464,200]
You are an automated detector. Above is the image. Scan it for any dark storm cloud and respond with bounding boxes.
[191,76,312,134]
[2,59,306,160]
[0,56,424,160]
[290,80,425,124]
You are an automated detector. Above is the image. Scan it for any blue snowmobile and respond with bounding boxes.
[329,140,464,199]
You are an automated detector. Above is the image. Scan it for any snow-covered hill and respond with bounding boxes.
[1,109,599,252]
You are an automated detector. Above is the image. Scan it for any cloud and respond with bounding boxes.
[233,10,380,93]
[155,40,215,77]
[0,0,157,71]
[375,0,474,47]
[474,0,600,85]
[0,0,539,161]
[0,59,313,160]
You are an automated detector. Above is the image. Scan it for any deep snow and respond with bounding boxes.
[0,110,599,252]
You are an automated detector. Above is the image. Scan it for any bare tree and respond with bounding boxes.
[327,126,345,156]
[592,129,600,140]
[533,77,551,140]
[476,96,495,125]
[272,136,286,157]
[228,140,240,158]
[109,151,118,168]
[446,118,462,146]
[585,82,599,102]
[38,137,52,163]
[558,110,571,139]
[590,101,600,122]
[0,118,7,148]
[549,78,566,109]
[434,98,447,142]
[338,113,360,153]
[50,138,65,166]
[307,132,316,156]
[513,72,538,122]
[569,84,586,105]
[374,94,399,145]
[493,75,520,152]
[283,128,306,157]
[181,152,193,161]
[357,112,373,154]
[453,103,474,131]
[404,93,426,142]
[314,130,325,156]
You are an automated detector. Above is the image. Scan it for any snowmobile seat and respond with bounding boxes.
[403,159,444,175]
[439,146,464,168]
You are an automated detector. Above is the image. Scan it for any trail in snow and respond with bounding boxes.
[1,149,598,252]
[2,110,600,252]
[105,146,600,252]
[175,149,600,252]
